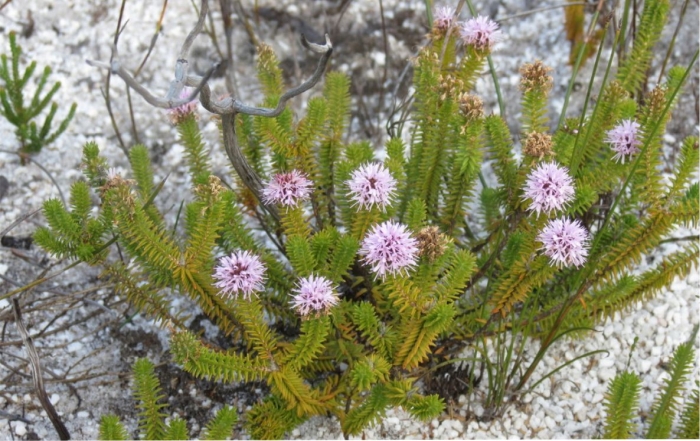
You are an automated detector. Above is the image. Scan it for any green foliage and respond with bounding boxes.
[676,386,699,439]
[99,358,238,440]
[603,371,641,439]
[178,113,211,186]
[33,180,110,262]
[601,329,698,440]
[0,31,76,156]
[646,329,697,439]
[202,406,238,441]
[133,358,168,440]
[163,418,189,440]
[245,395,305,440]
[99,415,128,441]
[342,384,390,436]
[46,1,697,437]
[616,0,670,93]
[406,394,445,420]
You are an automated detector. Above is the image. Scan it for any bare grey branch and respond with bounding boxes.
[86,0,332,225]
[231,34,333,117]
[179,0,208,60]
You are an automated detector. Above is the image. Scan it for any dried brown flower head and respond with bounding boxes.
[416,226,451,262]
[195,175,225,199]
[458,93,484,121]
[100,168,133,194]
[523,132,553,159]
[645,85,667,114]
[519,60,553,93]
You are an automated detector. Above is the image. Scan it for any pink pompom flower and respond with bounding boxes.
[213,250,267,299]
[433,6,455,31]
[262,170,313,206]
[290,274,339,317]
[459,16,501,50]
[537,218,590,268]
[167,88,198,124]
[359,221,419,278]
[523,161,576,217]
[605,119,642,164]
[347,162,397,210]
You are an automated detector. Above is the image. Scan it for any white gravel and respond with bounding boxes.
[0,0,697,439]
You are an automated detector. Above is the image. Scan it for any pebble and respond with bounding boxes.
[598,368,615,382]
[67,342,83,353]
[14,422,27,436]
[50,394,60,405]
[655,333,666,346]
[599,357,615,368]
[512,418,523,431]
[434,425,444,438]
[652,303,669,317]
[638,359,652,373]
[544,416,556,430]
[602,325,614,338]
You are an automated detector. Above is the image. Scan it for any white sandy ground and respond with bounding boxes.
[0,0,698,439]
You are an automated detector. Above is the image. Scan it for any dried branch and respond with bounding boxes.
[12,299,70,440]
[85,0,334,223]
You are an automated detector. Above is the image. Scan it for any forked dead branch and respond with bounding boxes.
[86,0,334,223]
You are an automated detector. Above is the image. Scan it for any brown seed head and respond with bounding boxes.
[195,175,226,199]
[645,85,667,114]
[523,132,553,159]
[519,60,553,93]
[458,93,484,121]
[416,226,451,262]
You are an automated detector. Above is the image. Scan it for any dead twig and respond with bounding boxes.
[102,0,130,156]
[12,299,70,440]
[0,208,41,239]
[86,0,334,225]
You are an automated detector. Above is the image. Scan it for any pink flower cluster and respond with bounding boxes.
[523,162,576,217]
[433,6,455,31]
[459,15,501,50]
[262,170,313,206]
[213,251,340,317]
[432,6,501,50]
[290,275,339,317]
[359,221,419,279]
[521,162,590,268]
[347,162,397,210]
[167,88,198,123]
[537,218,590,268]
[213,250,267,299]
[605,119,642,164]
